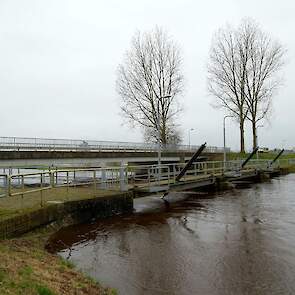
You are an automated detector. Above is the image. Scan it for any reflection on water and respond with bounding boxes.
[48,174,295,295]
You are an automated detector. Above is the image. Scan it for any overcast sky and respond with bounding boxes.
[0,0,294,150]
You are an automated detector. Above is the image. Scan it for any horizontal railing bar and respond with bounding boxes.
[10,186,52,196]
[0,159,290,201]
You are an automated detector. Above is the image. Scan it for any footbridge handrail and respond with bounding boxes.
[0,159,290,201]
[0,136,229,153]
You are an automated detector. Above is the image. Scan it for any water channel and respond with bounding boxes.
[48,174,295,295]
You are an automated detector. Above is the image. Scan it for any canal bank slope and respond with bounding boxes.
[0,191,133,294]
[0,226,117,295]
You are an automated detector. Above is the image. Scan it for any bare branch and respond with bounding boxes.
[207,18,285,151]
[116,27,184,144]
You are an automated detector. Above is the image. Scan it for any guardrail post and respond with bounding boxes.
[173,164,176,183]
[21,175,24,209]
[40,174,43,207]
[7,176,11,196]
[119,164,128,191]
[2,174,7,196]
[55,170,58,186]
[101,165,107,189]
[50,171,54,187]
[93,170,97,193]
[66,171,69,195]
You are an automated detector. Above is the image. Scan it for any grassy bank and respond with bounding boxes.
[228,152,295,161]
[0,227,117,295]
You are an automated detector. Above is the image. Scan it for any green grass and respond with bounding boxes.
[18,265,33,278]
[0,268,6,282]
[228,152,295,161]
[0,265,55,295]
[36,284,56,295]
[59,257,75,269]
[0,233,113,295]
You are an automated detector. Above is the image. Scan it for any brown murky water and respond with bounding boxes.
[48,174,295,295]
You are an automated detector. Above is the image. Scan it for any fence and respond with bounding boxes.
[0,136,229,153]
[0,159,293,212]
[0,166,129,212]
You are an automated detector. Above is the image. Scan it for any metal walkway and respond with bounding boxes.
[0,159,291,199]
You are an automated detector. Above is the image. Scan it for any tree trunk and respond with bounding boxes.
[240,120,245,153]
[161,120,167,145]
[252,121,257,150]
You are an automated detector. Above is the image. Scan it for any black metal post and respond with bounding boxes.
[175,143,207,182]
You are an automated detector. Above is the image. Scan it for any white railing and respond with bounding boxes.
[1,158,288,196]
[0,158,292,212]
[0,136,229,153]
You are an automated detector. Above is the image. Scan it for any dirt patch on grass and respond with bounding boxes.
[0,229,116,295]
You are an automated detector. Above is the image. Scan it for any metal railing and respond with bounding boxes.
[0,159,293,212]
[0,136,229,153]
[0,174,8,198]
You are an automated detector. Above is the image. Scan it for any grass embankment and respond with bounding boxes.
[0,227,117,295]
[228,152,295,172]
[227,152,295,161]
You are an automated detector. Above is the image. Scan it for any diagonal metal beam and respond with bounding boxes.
[270,149,284,166]
[241,147,259,168]
[175,143,207,182]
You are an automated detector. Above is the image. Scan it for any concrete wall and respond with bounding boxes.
[0,192,133,239]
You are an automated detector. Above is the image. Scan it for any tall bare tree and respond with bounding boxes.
[207,25,249,153]
[242,20,285,149]
[116,27,184,144]
[208,19,285,152]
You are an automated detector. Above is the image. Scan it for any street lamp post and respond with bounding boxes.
[256,124,263,159]
[157,95,171,181]
[223,115,233,170]
[188,128,194,149]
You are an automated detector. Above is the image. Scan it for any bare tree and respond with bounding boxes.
[242,20,285,149]
[207,25,249,153]
[208,19,285,152]
[116,27,184,145]
[143,123,182,145]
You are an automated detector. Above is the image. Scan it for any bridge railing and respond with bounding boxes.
[0,136,229,153]
[0,174,8,198]
[0,159,292,216]
[0,160,227,195]
[0,166,129,214]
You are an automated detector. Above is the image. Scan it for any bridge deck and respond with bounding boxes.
[0,159,290,221]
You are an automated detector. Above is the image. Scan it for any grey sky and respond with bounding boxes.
[0,0,294,151]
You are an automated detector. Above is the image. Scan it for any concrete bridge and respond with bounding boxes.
[0,136,228,168]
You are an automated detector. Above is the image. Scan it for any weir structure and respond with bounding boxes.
[0,158,292,199]
[0,147,293,238]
